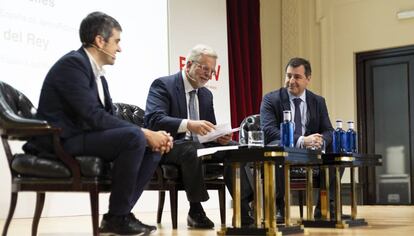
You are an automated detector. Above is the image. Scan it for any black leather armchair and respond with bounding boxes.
[239,114,319,219]
[0,81,225,236]
[0,81,114,236]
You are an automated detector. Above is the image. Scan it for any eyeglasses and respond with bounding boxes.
[192,61,216,77]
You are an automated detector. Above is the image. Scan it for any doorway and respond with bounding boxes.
[356,45,414,204]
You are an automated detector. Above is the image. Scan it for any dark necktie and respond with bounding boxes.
[189,90,199,141]
[293,98,302,136]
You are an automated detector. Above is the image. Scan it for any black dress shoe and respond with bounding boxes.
[187,212,214,229]
[128,213,157,233]
[99,213,156,235]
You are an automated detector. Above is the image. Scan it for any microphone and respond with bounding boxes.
[90,44,116,59]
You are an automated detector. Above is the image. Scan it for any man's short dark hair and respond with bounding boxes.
[79,11,122,46]
[285,57,312,77]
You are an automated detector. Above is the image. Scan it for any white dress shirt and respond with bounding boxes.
[84,48,106,106]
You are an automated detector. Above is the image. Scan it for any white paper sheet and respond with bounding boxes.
[197,145,239,157]
[197,123,239,144]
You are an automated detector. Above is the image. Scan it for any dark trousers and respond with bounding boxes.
[162,140,254,214]
[207,141,254,215]
[162,140,209,202]
[63,126,160,215]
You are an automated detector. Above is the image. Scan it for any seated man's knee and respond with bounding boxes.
[177,141,201,162]
[120,127,146,149]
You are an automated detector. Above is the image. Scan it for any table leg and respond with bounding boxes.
[232,162,241,228]
[254,162,263,227]
[351,167,357,220]
[284,164,291,226]
[335,166,342,224]
[321,166,330,220]
[306,167,314,221]
[263,161,276,230]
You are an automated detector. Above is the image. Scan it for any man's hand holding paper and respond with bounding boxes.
[187,120,216,135]
[216,133,232,145]
[197,123,239,144]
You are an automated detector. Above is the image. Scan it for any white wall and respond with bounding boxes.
[0,0,169,108]
[0,0,169,219]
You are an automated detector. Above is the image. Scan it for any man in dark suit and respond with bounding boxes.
[145,44,254,228]
[260,57,338,220]
[30,12,173,235]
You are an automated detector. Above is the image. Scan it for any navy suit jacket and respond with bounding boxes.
[260,87,334,148]
[37,47,132,140]
[144,72,216,140]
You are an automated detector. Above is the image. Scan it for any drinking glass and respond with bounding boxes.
[248,131,264,147]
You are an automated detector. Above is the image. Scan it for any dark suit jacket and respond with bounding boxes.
[144,72,216,140]
[36,47,132,140]
[260,87,334,148]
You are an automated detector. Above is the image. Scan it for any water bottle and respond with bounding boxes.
[346,120,357,153]
[280,110,294,147]
[332,119,347,153]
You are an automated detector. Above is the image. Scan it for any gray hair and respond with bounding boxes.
[184,44,218,68]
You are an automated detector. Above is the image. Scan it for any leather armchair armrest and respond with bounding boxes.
[0,95,51,139]
[1,125,59,140]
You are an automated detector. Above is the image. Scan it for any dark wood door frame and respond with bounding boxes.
[356,44,414,204]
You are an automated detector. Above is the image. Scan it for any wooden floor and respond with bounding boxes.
[1,206,414,235]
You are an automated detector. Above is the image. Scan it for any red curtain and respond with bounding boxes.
[226,0,262,130]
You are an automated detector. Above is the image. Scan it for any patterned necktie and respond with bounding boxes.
[189,90,199,141]
[293,98,302,136]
